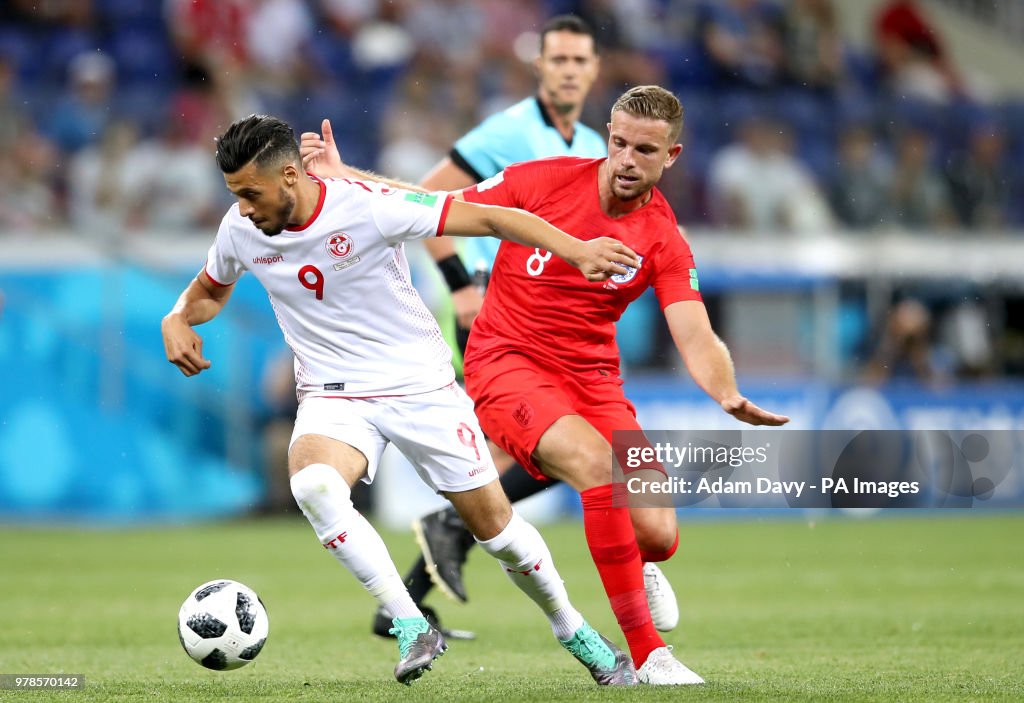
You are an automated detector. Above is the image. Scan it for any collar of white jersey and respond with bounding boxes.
[283,173,327,233]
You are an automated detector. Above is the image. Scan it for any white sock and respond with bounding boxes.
[476,511,584,640]
[290,464,420,620]
[549,607,585,642]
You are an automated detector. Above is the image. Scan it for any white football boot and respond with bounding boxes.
[636,646,705,685]
[643,562,680,632]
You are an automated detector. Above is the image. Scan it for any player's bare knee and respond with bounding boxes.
[287,434,366,484]
[446,481,512,541]
[632,509,679,556]
[634,523,677,554]
[288,435,328,474]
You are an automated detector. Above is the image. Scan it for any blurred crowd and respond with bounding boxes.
[1,0,1022,235]
[2,0,1022,384]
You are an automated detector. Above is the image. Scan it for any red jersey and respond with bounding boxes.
[461,156,702,377]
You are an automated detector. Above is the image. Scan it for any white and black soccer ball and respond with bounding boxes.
[177,579,269,671]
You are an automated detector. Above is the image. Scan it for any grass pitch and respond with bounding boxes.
[1,514,1021,702]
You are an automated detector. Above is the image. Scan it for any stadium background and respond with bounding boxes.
[1,0,1023,521]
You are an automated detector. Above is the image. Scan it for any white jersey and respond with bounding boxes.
[205,175,456,400]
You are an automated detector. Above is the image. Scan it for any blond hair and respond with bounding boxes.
[610,85,684,143]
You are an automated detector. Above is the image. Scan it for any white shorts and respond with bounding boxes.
[289,383,499,493]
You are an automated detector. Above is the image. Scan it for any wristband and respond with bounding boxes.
[437,254,473,292]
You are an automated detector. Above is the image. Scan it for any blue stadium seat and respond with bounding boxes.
[95,0,164,26]
[773,90,834,141]
[0,27,41,82]
[883,95,944,138]
[112,86,170,134]
[106,27,176,87]
[541,0,578,16]
[929,102,992,165]
[715,91,766,136]
[308,31,357,84]
[843,47,881,96]
[661,42,714,89]
[685,144,715,183]
[1001,100,1024,157]
[677,91,721,149]
[1002,101,1024,225]
[834,90,879,131]
[799,137,838,185]
[41,28,101,84]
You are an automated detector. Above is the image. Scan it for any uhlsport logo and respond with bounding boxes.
[325,232,354,259]
[252,254,284,265]
[610,254,644,284]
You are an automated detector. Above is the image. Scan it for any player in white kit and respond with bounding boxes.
[161,114,640,686]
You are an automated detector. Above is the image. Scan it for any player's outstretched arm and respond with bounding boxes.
[665,301,790,426]
[301,120,485,326]
[300,119,428,193]
[440,199,639,282]
[161,270,234,377]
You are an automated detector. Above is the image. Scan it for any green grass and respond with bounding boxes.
[1,514,1022,702]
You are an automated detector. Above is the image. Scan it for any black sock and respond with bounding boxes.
[501,463,557,502]
[403,555,434,605]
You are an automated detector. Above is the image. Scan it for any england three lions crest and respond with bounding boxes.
[610,255,643,285]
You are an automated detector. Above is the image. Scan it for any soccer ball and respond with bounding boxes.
[177,579,269,670]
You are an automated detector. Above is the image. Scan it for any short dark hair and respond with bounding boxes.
[539,15,596,54]
[215,114,300,174]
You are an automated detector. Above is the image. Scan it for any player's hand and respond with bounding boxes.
[452,285,484,355]
[451,285,484,329]
[721,395,790,426]
[574,237,640,282]
[299,119,346,178]
[161,313,212,377]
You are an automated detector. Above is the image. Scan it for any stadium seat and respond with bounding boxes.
[40,28,102,84]
[0,27,42,82]
[712,90,770,141]
[884,95,945,139]
[661,42,714,89]
[1001,100,1024,224]
[106,27,177,87]
[682,136,715,181]
[112,86,170,134]
[95,0,165,27]
[799,137,838,185]
[773,90,834,141]
[843,47,882,96]
[1001,100,1024,158]
[943,99,994,151]
[308,31,358,84]
[833,90,880,132]
[677,91,721,150]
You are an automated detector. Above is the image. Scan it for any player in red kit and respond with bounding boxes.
[460,88,788,685]
[301,85,789,685]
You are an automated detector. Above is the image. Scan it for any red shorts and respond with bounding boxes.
[464,352,645,480]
